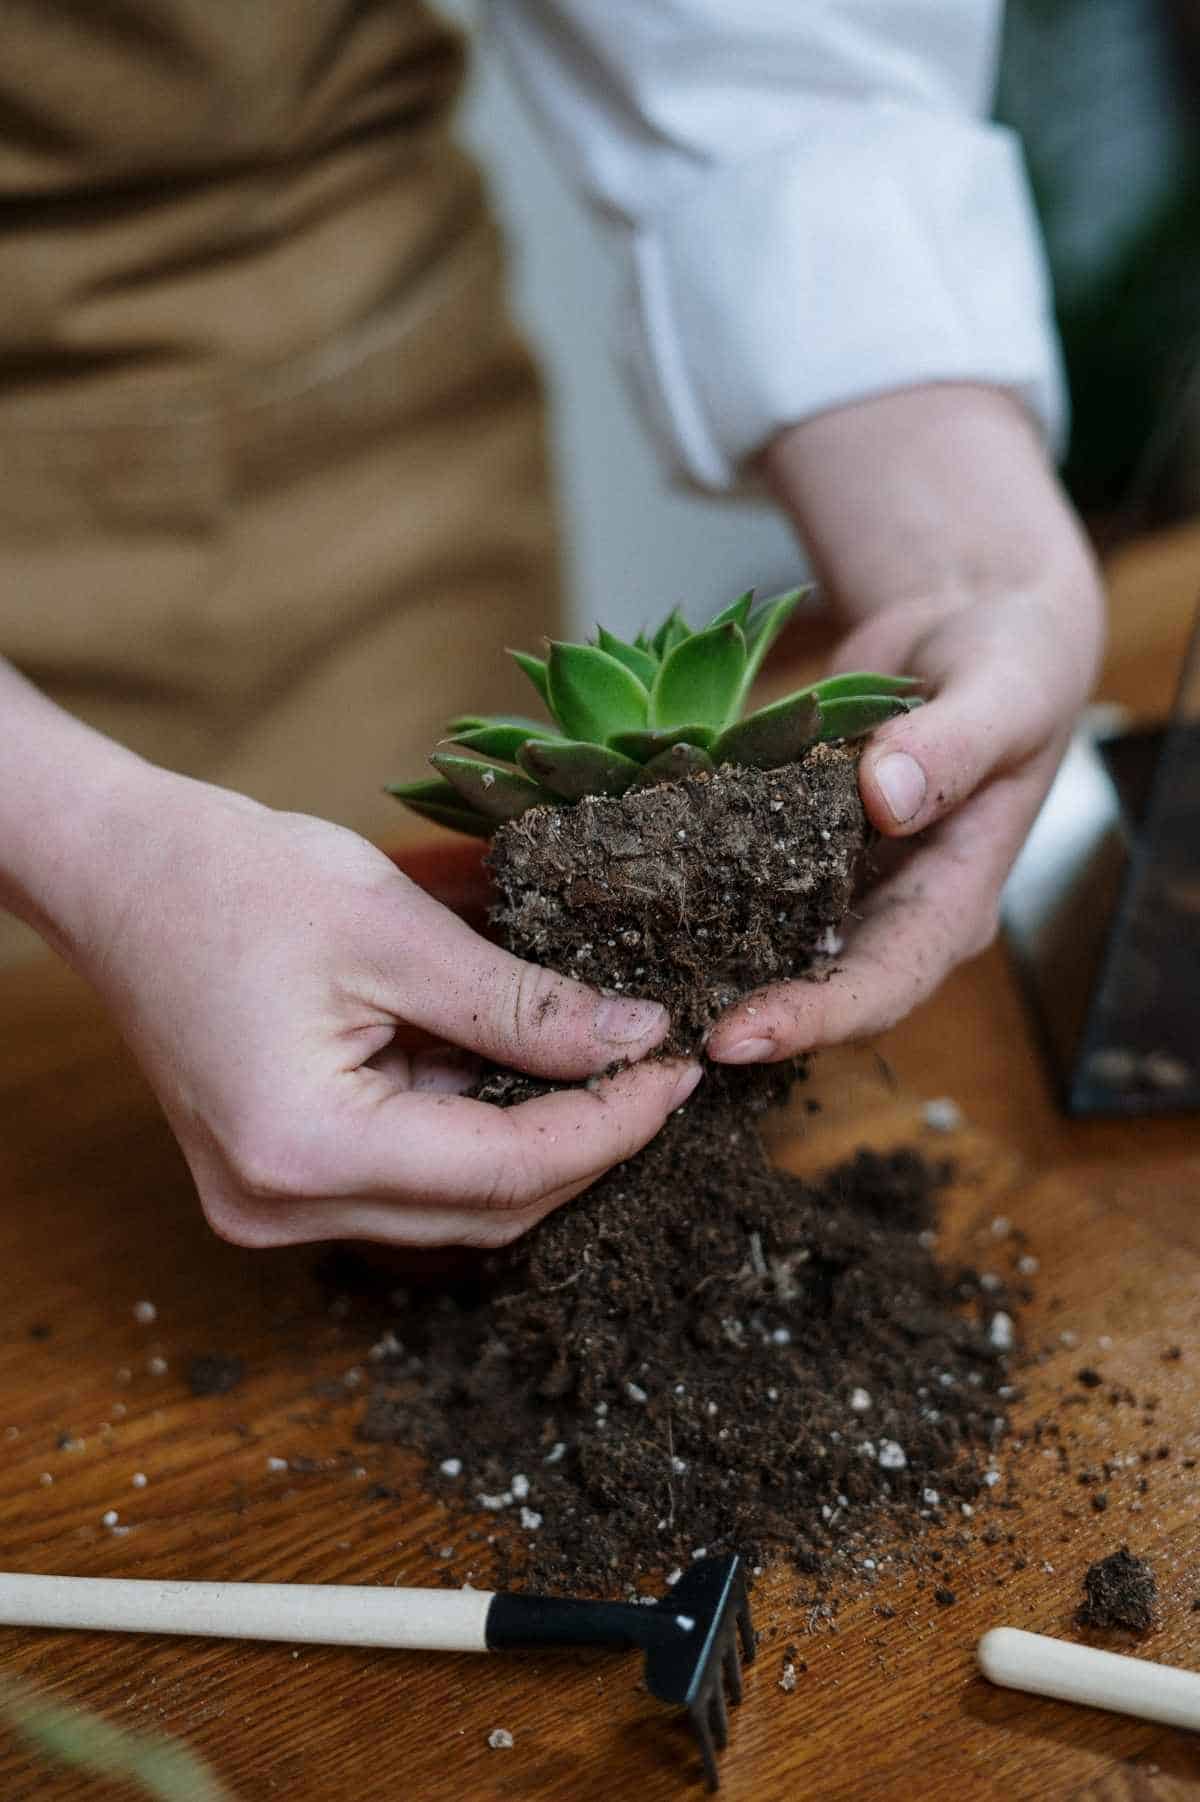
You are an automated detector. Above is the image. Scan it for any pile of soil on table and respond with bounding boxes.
[487,746,864,1050]
[358,1093,1020,1594]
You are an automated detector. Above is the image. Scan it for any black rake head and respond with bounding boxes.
[487,1552,756,1790]
[645,1554,757,1791]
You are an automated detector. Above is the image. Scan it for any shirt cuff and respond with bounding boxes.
[623,100,1068,492]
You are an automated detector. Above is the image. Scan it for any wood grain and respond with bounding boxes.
[1,527,1198,1800]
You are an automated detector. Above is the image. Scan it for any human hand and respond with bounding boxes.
[707,384,1107,1063]
[62,774,698,1249]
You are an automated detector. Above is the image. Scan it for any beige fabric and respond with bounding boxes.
[0,2,561,962]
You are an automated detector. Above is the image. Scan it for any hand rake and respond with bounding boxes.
[0,1552,755,1790]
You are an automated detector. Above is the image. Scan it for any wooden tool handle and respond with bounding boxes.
[0,1572,494,1654]
[978,1628,1200,1731]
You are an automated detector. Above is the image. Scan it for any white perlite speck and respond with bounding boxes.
[266,1456,288,1472]
[849,1387,872,1413]
[147,1356,168,1376]
[770,1327,792,1346]
[477,1492,513,1512]
[132,1301,157,1324]
[988,1312,1015,1351]
[102,1510,119,1528]
[131,1473,147,1489]
[670,1456,688,1475]
[487,1729,514,1750]
[877,1440,907,1471]
[922,1098,963,1133]
[510,1474,530,1501]
[922,1488,940,1507]
[519,1507,543,1531]
[778,1662,798,1693]
[543,1442,566,1465]
[625,1381,648,1404]
[440,1458,463,1478]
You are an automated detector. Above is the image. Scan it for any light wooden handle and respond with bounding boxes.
[0,1572,494,1655]
[978,1628,1200,1731]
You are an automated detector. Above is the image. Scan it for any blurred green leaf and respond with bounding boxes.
[0,1676,234,1802]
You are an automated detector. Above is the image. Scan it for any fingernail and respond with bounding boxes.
[874,751,927,825]
[596,996,669,1046]
[714,1036,776,1065]
[670,1062,704,1108]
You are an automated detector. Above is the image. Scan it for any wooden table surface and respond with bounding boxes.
[1,526,1198,1801]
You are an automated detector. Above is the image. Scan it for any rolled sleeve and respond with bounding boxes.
[492,2,1067,491]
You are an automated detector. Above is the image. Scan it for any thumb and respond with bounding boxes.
[858,658,1058,839]
[388,885,669,1079]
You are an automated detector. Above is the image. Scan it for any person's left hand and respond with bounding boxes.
[705,383,1107,1064]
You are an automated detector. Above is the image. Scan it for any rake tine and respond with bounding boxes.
[722,1634,744,1705]
[689,1702,720,1793]
[709,1676,730,1750]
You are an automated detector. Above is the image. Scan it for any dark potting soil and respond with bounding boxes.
[1078,1547,1158,1632]
[359,1095,1018,1594]
[186,1353,246,1397]
[487,747,865,1052]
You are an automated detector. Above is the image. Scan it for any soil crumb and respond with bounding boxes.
[1078,1548,1157,1632]
[187,1354,245,1397]
[358,1096,1017,1593]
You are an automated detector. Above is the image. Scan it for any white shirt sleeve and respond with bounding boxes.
[489,1,1067,492]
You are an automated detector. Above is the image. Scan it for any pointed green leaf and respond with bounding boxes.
[707,588,756,632]
[650,620,748,733]
[651,606,691,659]
[816,694,917,742]
[384,778,494,839]
[518,738,641,800]
[609,723,715,761]
[428,752,547,822]
[449,722,563,760]
[545,642,649,743]
[712,691,821,769]
[595,627,659,689]
[808,672,923,703]
[447,712,550,736]
[735,586,814,709]
[508,649,552,709]
[633,629,652,654]
[631,742,715,788]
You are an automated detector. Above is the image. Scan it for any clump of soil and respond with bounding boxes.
[359,1094,1018,1592]
[1078,1548,1157,1632]
[187,1354,245,1397]
[488,747,864,1050]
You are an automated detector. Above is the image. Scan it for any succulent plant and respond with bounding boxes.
[388,588,919,838]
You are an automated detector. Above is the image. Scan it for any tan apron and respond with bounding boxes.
[0,1,561,961]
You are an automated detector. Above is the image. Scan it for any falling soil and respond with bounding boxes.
[359,1097,1018,1593]
[1078,1548,1158,1632]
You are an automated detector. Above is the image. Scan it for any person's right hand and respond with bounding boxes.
[36,765,700,1251]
